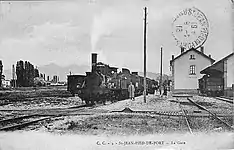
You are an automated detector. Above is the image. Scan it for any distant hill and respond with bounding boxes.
[138,72,171,82]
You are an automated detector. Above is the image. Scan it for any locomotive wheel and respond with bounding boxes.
[96,93,101,104]
[90,98,95,105]
[110,92,115,103]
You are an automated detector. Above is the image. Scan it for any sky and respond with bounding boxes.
[0,0,233,78]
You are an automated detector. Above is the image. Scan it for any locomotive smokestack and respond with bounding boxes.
[91,53,97,72]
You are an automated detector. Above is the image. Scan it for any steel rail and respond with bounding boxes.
[187,97,234,130]
[0,114,38,124]
[110,107,234,118]
[177,98,193,134]
[0,103,95,131]
[0,117,51,131]
[215,97,233,104]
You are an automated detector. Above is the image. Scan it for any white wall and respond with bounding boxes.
[227,54,234,88]
[174,51,212,89]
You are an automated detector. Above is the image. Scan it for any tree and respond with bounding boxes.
[29,63,35,86]
[16,60,24,87]
[34,68,39,78]
[40,73,43,78]
[16,60,37,87]
[24,61,29,86]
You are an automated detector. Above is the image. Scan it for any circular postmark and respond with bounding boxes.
[172,7,209,50]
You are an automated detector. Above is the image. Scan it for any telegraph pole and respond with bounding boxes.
[232,0,234,127]
[160,46,163,96]
[143,7,147,103]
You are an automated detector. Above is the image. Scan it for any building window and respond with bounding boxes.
[189,65,196,75]
[190,54,195,60]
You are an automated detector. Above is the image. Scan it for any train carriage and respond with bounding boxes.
[67,75,86,96]
[199,74,224,97]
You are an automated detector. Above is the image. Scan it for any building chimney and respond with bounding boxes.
[91,53,97,72]
[208,54,211,58]
[172,55,174,60]
[200,46,204,53]
[181,47,184,54]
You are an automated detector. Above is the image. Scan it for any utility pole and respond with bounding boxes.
[143,7,147,103]
[160,46,163,96]
[232,0,234,127]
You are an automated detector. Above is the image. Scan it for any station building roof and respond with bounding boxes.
[200,52,234,75]
[170,48,215,65]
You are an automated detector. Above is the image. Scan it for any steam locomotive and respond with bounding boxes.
[67,53,158,105]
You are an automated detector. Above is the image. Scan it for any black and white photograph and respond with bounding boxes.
[0,0,233,149]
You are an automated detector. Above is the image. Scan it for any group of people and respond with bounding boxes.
[128,82,168,100]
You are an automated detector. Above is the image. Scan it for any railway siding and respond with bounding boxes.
[187,97,234,131]
[177,99,193,134]
[0,115,52,131]
[190,96,233,114]
[215,97,233,104]
[1,89,233,134]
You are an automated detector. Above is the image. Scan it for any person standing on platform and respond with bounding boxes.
[163,85,167,97]
[128,82,135,100]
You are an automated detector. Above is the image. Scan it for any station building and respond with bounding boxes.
[200,52,234,97]
[170,47,215,94]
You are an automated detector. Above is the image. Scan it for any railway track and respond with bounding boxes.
[176,98,193,134]
[187,97,234,131]
[0,103,88,131]
[1,96,233,131]
[0,101,116,131]
[215,97,233,104]
[111,107,233,118]
[0,114,52,131]
[0,108,97,131]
